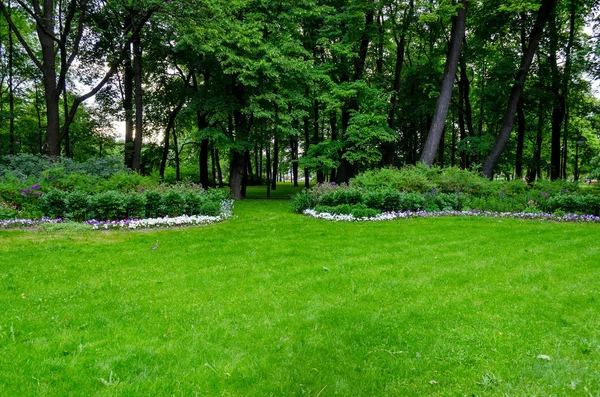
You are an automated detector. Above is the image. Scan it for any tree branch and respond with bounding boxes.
[0,1,43,70]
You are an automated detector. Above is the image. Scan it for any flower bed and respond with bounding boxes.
[0,217,63,228]
[1,200,234,230]
[303,208,600,223]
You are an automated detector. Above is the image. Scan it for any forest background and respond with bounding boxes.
[1,0,600,199]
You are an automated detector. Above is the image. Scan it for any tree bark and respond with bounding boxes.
[561,0,576,179]
[215,148,223,187]
[123,44,134,168]
[420,0,467,165]
[271,134,279,190]
[290,135,299,186]
[527,98,545,182]
[8,8,15,155]
[159,103,183,179]
[229,149,245,200]
[549,12,564,181]
[515,99,525,179]
[303,115,310,188]
[482,0,556,178]
[131,32,143,171]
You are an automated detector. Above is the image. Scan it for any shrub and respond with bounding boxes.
[65,190,90,221]
[91,191,125,220]
[184,191,206,215]
[291,190,316,213]
[399,193,427,211]
[145,190,164,218]
[163,190,186,217]
[200,201,221,216]
[125,194,146,219]
[351,207,381,218]
[39,190,67,219]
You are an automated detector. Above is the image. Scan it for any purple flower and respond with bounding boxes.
[31,183,41,190]
[331,182,336,186]
[20,188,30,197]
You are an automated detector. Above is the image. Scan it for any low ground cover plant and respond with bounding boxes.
[292,165,600,219]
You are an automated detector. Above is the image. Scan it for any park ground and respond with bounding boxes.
[1,187,599,395]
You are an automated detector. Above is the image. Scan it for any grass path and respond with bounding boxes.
[1,200,599,395]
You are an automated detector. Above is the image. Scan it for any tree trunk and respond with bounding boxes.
[131,33,143,172]
[173,124,180,182]
[216,148,223,187]
[330,113,337,181]
[451,114,456,167]
[313,99,324,183]
[266,142,271,198]
[482,0,556,178]
[515,99,525,179]
[290,135,299,187]
[159,103,183,179]
[229,149,245,200]
[438,126,445,167]
[420,0,467,165]
[271,135,279,190]
[527,98,545,182]
[211,141,217,188]
[549,12,564,181]
[303,115,310,188]
[254,143,260,184]
[561,0,576,179]
[123,45,134,168]
[8,12,15,155]
[241,151,249,197]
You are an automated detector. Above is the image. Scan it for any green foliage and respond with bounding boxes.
[545,194,600,216]
[65,191,90,221]
[91,191,126,220]
[162,191,186,217]
[125,194,147,219]
[200,201,222,216]
[39,190,67,219]
[145,190,164,218]
[291,189,316,213]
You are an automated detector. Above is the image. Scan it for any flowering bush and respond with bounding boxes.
[304,208,600,223]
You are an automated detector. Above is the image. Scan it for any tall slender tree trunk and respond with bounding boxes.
[123,45,134,168]
[527,98,545,182]
[211,141,217,187]
[482,0,556,178]
[313,99,324,183]
[303,116,310,188]
[271,135,279,190]
[173,123,180,181]
[215,148,223,187]
[420,0,467,165]
[549,12,564,181]
[8,10,15,155]
[290,135,299,187]
[131,33,143,171]
[330,113,337,181]
[451,114,456,167]
[159,103,183,179]
[266,142,271,198]
[515,99,525,179]
[561,0,576,179]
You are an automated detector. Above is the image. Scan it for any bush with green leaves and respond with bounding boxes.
[163,190,186,217]
[293,166,596,216]
[65,191,90,221]
[91,191,126,220]
[126,194,146,219]
[39,190,67,219]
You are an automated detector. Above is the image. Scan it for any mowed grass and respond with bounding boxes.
[1,200,599,396]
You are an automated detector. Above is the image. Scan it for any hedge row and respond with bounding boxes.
[2,188,229,221]
[293,187,600,216]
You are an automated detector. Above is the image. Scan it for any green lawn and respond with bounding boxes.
[1,200,599,395]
